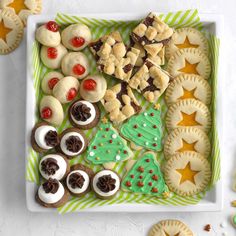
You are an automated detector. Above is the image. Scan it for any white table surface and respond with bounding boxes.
[0,0,235,235]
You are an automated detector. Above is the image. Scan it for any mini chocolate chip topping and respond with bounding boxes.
[123,63,133,73]
[145,60,154,69]
[90,40,103,53]
[68,172,85,189]
[65,135,83,153]
[42,178,59,194]
[96,174,116,193]
[44,130,59,147]
[71,103,91,122]
[116,82,128,106]
[142,77,160,93]
[41,158,59,176]
[143,16,154,27]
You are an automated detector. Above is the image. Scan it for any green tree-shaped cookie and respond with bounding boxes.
[120,104,162,151]
[121,152,169,197]
[87,117,133,165]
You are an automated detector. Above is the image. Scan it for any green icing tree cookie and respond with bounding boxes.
[121,152,169,197]
[120,104,162,151]
[87,117,133,165]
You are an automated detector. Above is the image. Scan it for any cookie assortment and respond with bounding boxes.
[32,12,214,209]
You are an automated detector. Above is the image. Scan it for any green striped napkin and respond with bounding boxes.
[26,9,220,213]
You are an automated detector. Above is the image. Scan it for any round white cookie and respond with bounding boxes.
[61,52,89,79]
[53,76,79,104]
[39,95,64,126]
[61,23,92,51]
[165,74,211,106]
[40,44,67,69]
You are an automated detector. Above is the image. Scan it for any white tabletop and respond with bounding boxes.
[0,0,235,235]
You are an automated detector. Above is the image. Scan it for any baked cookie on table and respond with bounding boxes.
[164,127,211,159]
[166,99,211,133]
[39,154,70,181]
[79,75,107,103]
[164,151,211,196]
[167,48,211,80]
[92,169,121,200]
[165,74,211,106]
[0,0,42,26]
[0,9,24,54]
[66,164,94,197]
[61,23,92,51]
[68,99,100,129]
[61,52,89,79]
[129,59,170,103]
[102,82,141,123]
[36,178,70,208]
[31,122,59,153]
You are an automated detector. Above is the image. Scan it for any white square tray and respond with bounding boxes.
[25,12,224,212]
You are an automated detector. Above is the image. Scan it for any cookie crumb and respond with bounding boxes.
[204,224,211,232]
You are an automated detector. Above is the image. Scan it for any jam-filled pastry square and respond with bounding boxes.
[131,12,173,47]
[102,82,141,123]
[129,59,170,103]
[89,31,140,82]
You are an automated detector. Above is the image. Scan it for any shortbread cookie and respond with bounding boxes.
[89,31,140,82]
[61,23,91,51]
[166,99,211,133]
[166,27,209,59]
[164,151,211,196]
[61,52,89,79]
[167,48,211,80]
[121,104,163,151]
[39,154,70,181]
[102,82,141,123]
[165,74,211,106]
[149,219,194,236]
[52,76,79,104]
[36,178,70,208]
[0,9,24,54]
[129,59,170,103]
[36,21,61,47]
[68,100,100,129]
[79,75,107,103]
[31,122,59,153]
[39,95,64,126]
[92,169,120,200]
[164,127,211,159]
[86,117,133,168]
[40,44,68,69]
[66,164,94,197]
[0,0,42,26]
[131,12,173,46]
[122,152,169,198]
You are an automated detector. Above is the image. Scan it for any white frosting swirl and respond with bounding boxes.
[92,170,120,197]
[66,170,90,194]
[38,181,65,204]
[35,125,57,150]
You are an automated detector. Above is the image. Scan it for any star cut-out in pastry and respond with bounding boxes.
[163,230,180,236]
[175,36,199,49]
[177,111,201,126]
[179,87,197,100]
[178,59,200,75]
[8,0,28,14]
[0,20,12,43]
[176,162,200,185]
[178,139,197,152]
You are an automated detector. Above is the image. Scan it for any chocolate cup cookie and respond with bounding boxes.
[66,164,94,197]
[31,122,59,153]
[57,128,88,159]
[68,100,100,129]
[36,178,70,208]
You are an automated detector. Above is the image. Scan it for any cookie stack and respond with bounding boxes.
[163,28,212,196]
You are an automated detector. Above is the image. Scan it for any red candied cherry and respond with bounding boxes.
[71,37,85,47]
[47,47,58,59]
[45,21,59,32]
[67,88,77,101]
[48,77,59,89]
[83,79,97,91]
[41,107,52,119]
[73,64,85,76]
